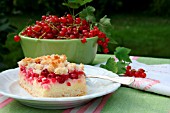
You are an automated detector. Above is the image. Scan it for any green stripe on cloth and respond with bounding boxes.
[137,57,170,65]
[101,87,170,113]
[0,100,63,113]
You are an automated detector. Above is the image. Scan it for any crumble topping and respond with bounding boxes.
[18,54,84,75]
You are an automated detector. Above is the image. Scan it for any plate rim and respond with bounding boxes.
[0,65,121,102]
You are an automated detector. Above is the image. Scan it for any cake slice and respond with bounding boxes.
[18,54,87,97]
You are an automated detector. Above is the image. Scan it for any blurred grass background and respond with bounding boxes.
[1,0,170,71]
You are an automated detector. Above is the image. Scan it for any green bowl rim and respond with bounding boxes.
[19,32,98,42]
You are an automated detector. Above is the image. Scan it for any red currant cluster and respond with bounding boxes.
[14,14,110,53]
[125,65,146,78]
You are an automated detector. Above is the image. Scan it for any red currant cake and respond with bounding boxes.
[18,54,87,97]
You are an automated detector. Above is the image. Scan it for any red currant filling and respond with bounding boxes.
[20,67,84,84]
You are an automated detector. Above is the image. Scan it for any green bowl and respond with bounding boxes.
[19,34,98,64]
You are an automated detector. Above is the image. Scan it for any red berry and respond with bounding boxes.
[75,18,81,24]
[56,76,65,83]
[70,73,78,79]
[48,72,56,78]
[82,19,87,25]
[97,40,103,45]
[59,31,65,36]
[138,68,145,73]
[67,82,71,86]
[70,34,76,39]
[41,15,46,20]
[130,69,136,77]
[51,78,56,83]
[43,26,51,32]
[126,65,131,70]
[135,71,141,77]
[105,38,110,43]
[125,69,130,76]
[81,37,87,43]
[98,32,106,38]
[89,32,94,37]
[103,48,109,53]
[94,26,98,29]
[66,14,72,18]
[33,73,39,77]
[37,78,42,82]
[141,73,146,78]
[93,28,99,36]
[14,35,21,42]
[42,78,50,84]
[60,17,67,23]
[61,27,67,33]
[41,69,49,77]
[102,42,108,48]
[32,25,41,32]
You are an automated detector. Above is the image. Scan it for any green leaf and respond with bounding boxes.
[79,6,96,22]
[63,0,93,9]
[68,0,93,5]
[62,2,80,9]
[98,15,113,33]
[98,15,117,44]
[79,0,93,6]
[114,47,132,63]
[116,61,128,74]
[100,57,118,73]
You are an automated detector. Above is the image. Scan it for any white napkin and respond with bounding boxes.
[96,60,170,96]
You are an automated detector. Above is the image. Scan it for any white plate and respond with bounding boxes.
[0,65,120,109]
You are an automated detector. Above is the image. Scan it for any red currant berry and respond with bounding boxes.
[97,40,103,45]
[130,69,136,76]
[82,19,87,25]
[75,18,81,24]
[14,35,21,42]
[135,71,141,77]
[70,34,76,39]
[98,32,106,38]
[89,32,94,37]
[125,69,130,76]
[60,17,67,23]
[81,37,87,43]
[105,37,110,43]
[138,68,145,73]
[102,42,108,48]
[126,65,131,70]
[103,48,109,53]
[67,82,71,86]
[59,31,65,36]
[141,73,146,78]
[41,15,46,20]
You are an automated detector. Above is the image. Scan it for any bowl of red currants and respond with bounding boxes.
[14,14,110,64]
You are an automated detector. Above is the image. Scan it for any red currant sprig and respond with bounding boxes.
[15,14,110,53]
[125,65,147,78]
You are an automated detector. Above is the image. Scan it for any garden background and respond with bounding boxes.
[0,0,170,72]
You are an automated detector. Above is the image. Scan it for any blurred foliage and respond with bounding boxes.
[0,14,17,72]
[0,0,170,16]
[150,0,170,16]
